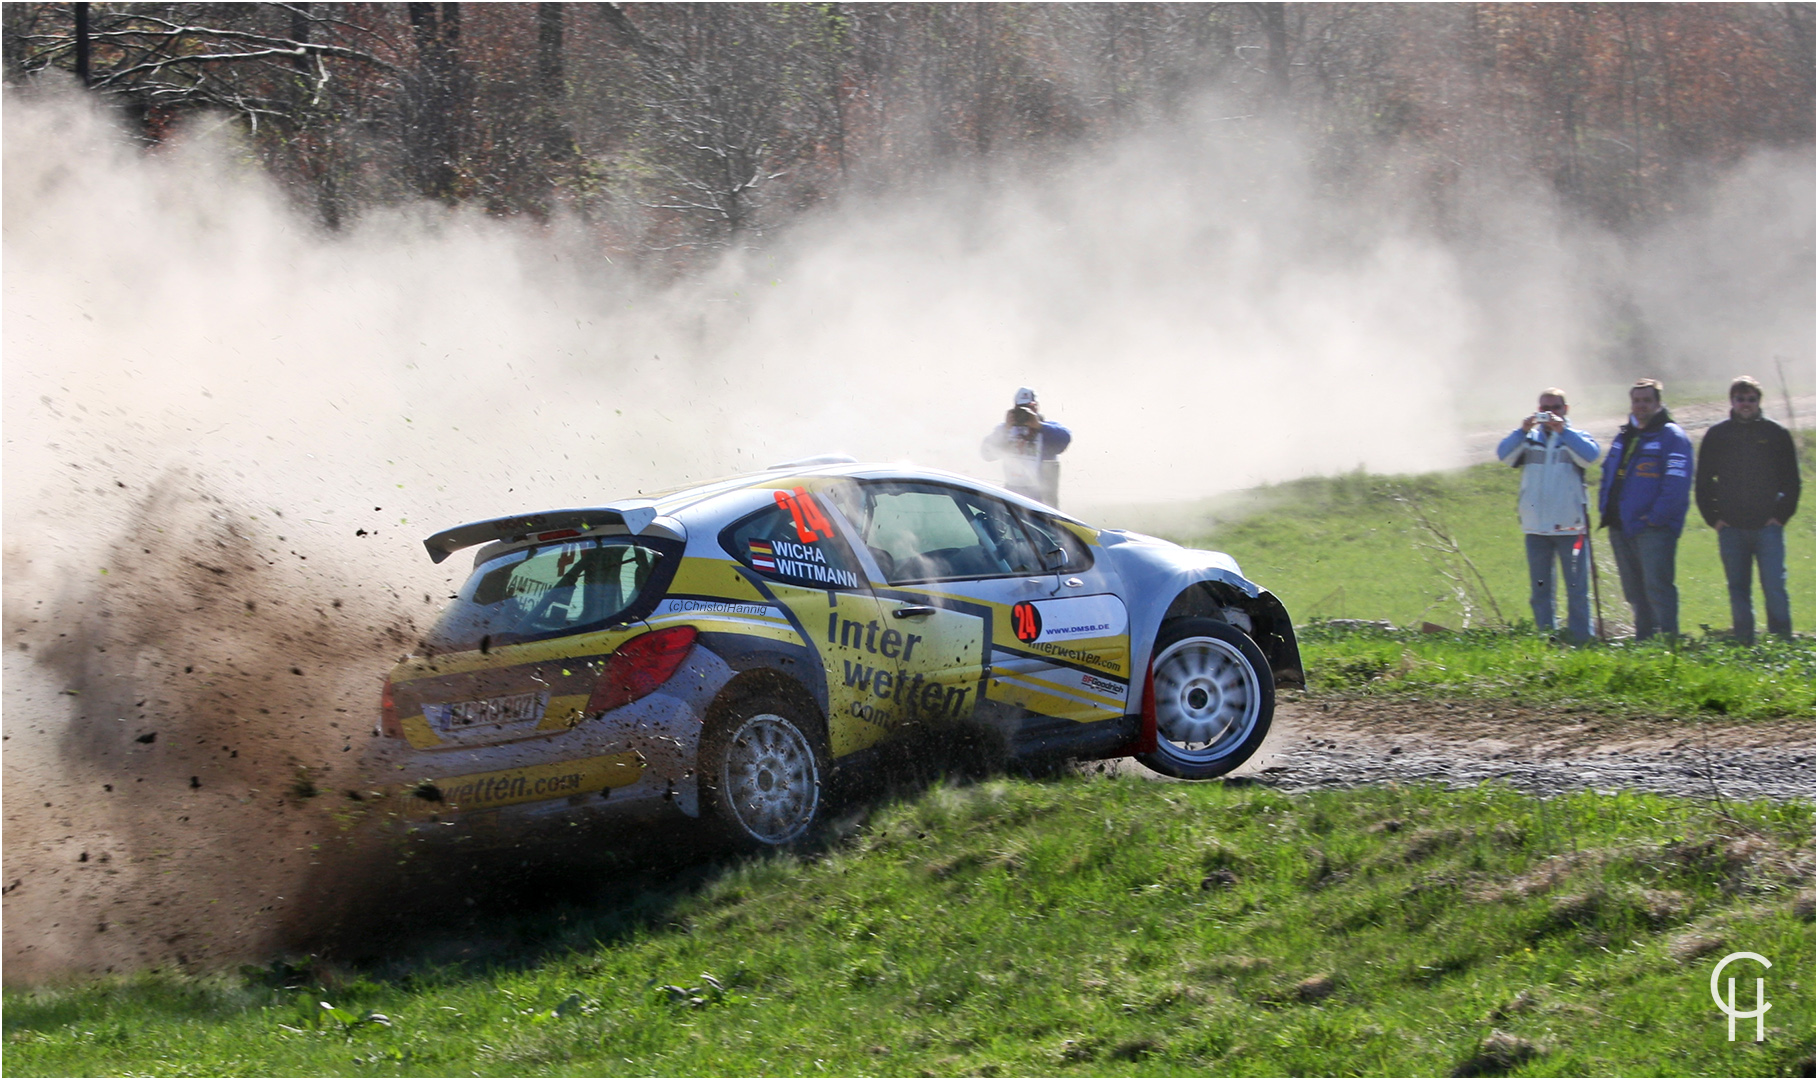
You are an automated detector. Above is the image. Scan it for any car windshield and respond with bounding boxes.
[424,538,665,652]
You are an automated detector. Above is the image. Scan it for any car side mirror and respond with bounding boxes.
[1043,546,1066,570]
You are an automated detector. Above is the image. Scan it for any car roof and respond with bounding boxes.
[649,461,1089,523]
[425,462,1091,565]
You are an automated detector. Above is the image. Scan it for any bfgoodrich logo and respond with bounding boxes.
[1710,952,1771,1042]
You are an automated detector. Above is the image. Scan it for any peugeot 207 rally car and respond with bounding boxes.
[378,461,1303,847]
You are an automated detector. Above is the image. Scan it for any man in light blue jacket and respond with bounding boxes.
[1498,388,1600,642]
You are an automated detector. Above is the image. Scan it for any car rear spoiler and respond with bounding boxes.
[422,502,664,564]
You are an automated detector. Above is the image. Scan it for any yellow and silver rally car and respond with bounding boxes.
[379,461,1303,847]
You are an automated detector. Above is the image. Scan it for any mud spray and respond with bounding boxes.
[4,88,1810,981]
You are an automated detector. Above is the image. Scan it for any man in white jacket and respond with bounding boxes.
[1497,388,1601,642]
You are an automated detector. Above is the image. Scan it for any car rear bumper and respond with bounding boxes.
[370,650,741,837]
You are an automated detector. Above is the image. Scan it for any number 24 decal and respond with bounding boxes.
[1012,601,1042,643]
[774,487,835,544]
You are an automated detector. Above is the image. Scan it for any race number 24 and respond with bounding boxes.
[775,487,834,544]
[1012,601,1043,643]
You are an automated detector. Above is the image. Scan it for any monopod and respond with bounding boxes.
[1582,529,1605,641]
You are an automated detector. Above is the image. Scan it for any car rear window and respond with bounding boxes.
[423,537,674,653]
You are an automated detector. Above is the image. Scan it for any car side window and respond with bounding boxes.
[858,483,1043,583]
[1015,510,1094,573]
[721,488,865,591]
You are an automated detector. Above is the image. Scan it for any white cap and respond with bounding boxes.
[1013,386,1038,406]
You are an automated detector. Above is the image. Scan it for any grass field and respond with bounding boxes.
[1179,450,1814,637]
[5,779,1812,1077]
[1296,623,1816,720]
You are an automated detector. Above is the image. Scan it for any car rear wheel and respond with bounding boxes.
[702,695,825,847]
[1136,618,1273,780]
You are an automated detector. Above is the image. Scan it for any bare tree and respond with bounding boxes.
[5,3,410,224]
[3,3,1809,260]
[1250,2,1292,107]
[404,2,464,201]
[597,3,829,247]
[535,3,573,165]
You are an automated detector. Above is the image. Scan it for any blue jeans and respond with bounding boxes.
[1524,533,1591,642]
[1717,524,1791,642]
[1608,525,1679,640]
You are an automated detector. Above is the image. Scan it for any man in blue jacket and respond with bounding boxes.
[1597,379,1694,640]
[1498,388,1600,642]
[982,387,1072,506]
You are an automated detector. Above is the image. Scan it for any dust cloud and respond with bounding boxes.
[3,86,1810,980]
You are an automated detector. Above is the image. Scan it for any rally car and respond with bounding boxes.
[377,461,1303,847]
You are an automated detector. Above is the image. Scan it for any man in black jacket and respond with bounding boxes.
[1694,376,1802,642]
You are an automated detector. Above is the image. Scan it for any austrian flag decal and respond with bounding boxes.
[748,539,777,572]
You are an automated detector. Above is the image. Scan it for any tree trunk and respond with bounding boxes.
[407,2,463,201]
[73,1,90,87]
[536,3,575,164]
[1254,2,1291,108]
[290,2,312,76]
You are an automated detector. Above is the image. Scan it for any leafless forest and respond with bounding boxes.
[7,3,1813,269]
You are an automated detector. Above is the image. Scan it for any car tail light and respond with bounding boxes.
[379,676,401,738]
[586,626,698,716]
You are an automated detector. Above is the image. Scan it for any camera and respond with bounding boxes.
[1531,411,1559,425]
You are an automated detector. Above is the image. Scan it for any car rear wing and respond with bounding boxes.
[422,502,671,564]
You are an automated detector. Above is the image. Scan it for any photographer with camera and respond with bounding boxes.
[1497,388,1601,642]
[981,387,1071,506]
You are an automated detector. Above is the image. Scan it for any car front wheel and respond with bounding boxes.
[1136,618,1274,780]
[702,695,825,847]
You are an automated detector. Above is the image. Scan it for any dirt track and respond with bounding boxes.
[6,635,1812,985]
[1205,697,1816,802]
[1460,394,1815,463]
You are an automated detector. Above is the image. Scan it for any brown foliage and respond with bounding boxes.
[4,3,1810,262]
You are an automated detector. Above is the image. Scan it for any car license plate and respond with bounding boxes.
[423,690,550,733]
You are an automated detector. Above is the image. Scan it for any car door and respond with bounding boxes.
[819,481,994,733]
[829,481,1132,745]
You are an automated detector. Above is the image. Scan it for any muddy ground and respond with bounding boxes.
[1460,394,1816,463]
[8,675,1811,985]
[1211,697,1815,802]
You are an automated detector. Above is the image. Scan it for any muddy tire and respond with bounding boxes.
[700,694,826,847]
[1136,618,1274,780]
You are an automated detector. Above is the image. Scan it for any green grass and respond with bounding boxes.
[1298,623,1816,720]
[1168,438,1815,637]
[6,778,1813,1077]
